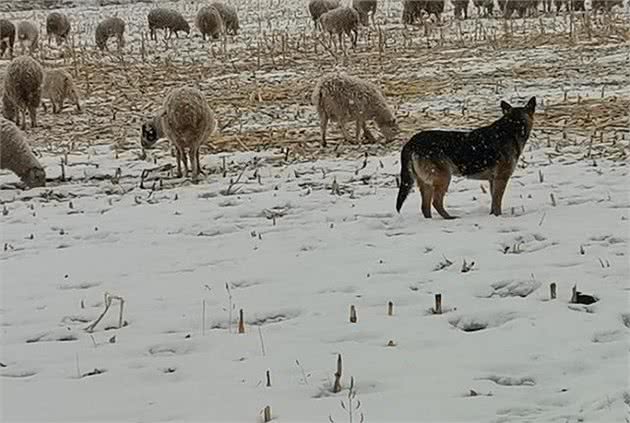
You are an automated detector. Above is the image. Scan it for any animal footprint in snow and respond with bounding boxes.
[478,279,541,298]
[500,233,556,254]
[449,311,521,332]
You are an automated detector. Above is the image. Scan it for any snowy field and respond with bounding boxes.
[1,0,630,422]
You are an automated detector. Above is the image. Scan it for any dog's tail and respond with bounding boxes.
[396,142,415,213]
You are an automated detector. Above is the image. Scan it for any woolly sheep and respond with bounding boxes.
[311,72,399,147]
[319,7,360,48]
[0,19,15,59]
[453,0,470,19]
[308,0,340,30]
[402,0,444,23]
[3,55,43,130]
[147,8,190,41]
[16,21,39,54]
[141,87,216,183]
[352,0,377,26]
[473,0,494,16]
[46,12,71,46]
[210,2,240,35]
[0,117,45,188]
[592,0,622,12]
[196,6,224,40]
[42,69,81,114]
[95,17,125,51]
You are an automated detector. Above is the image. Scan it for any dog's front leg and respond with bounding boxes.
[490,177,509,216]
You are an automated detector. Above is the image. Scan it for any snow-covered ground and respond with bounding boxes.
[1,139,628,422]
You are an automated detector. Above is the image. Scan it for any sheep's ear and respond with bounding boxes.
[525,96,536,115]
[500,101,512,115]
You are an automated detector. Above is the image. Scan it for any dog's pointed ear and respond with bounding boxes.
[500,100,512,115]
[525,96,536,114]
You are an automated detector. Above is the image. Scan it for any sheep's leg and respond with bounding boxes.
[69,88,81,112]
[339,120,352,143]
[351,29,358,48]
[41,101,48,113]
[190,146,200,183]
[181,147,190,177]
[362,122,377,143]
[319,113,328,147]
[58,95,66,113]
[355,120,362,144]
[29,107,37,128]
[175,147,184,178]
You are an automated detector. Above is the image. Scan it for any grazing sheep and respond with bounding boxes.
[95,17,125,51]
[147,8,190,40]
[41,69,81,114]
[0,19,15,59]
[319,7,360,48]
[3,55,43,130]
[402,0,423,24]
[210,2,240,35]
[16,21,39,54]
[196,6,224,40]
[474,0,495,16]
[453,0,470,18]
[0,117,46,188]
[46,12,71,46]
[308,0,340,29]
[591,0,620,11]
[141,87,216,183]
[311,72,399,147]
[352,0,377,25]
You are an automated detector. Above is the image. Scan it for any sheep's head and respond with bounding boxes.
[141,120,160,149]
[23,167,46,188]
[379,118,400,141]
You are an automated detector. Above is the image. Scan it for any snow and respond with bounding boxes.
[1,140,628,422]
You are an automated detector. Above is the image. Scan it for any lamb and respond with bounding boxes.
[308,0,340,30]
[16,21,39,54]
[0,19,15,59]
[141,87,216,183]
[311,72,399,147]
[195,6,224,40]
[352,0,377,26]
[95,17,125,51]
[3,55,43,130]
[0,117,46,188]
[209,2,240,35]
[591,0,622,12]
[319,7,360,49]
[147,8,190,41]
[41,69,81,114]
[46,12,71,46]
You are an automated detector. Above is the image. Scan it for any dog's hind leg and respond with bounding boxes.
[433,172,456,219]
[419,181,433,218]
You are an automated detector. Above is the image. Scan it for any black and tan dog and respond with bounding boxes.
[396,97,536,218]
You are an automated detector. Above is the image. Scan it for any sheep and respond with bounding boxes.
[319,7,360,49]
[195,6,224,40]
[95,17,125,51]
[147,8,190,41]
[0,117,46,188]
[474,0,494,16]
[402,0,423,23]
[308,0,340,30]
[3,55,43,130]
[311,72,400,147]
[453,0,470,18]
[141,87,216,183]
[0,19,15,59]
[352,0,377,26]
[16,21,39,54]
[41,69,81,114]
[210,2,240,35]
[46,12,71,46]
[591,0,622,12]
